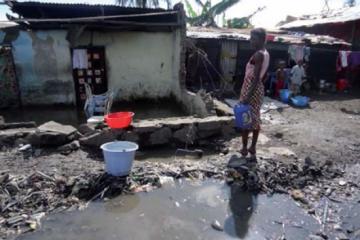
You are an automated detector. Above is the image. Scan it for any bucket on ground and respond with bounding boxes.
[291,96,309,107]
[233,103,252,129]
[280,89,292,103]
[100,141,138,176]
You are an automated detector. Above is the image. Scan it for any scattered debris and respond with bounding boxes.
[19,144,31,152]
[159,176,175,186]
[337,232,349,240]
[338,180,347,186]
[175,148,203,159]
[211,220,223,232]
[274,132,284,139]
[57,140,80,155]
[291,190,308,204]
[226,155,343,195]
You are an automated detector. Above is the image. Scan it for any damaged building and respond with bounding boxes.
[186,27,352,94]
[0,1,209,114]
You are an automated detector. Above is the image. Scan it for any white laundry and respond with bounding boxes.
[339,51,349,68]
[72,49,88,69]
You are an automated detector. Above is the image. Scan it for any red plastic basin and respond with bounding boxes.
[105,112,134,129]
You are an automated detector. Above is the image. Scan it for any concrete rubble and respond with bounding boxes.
[27,121,79,147]
[79,116,235,148]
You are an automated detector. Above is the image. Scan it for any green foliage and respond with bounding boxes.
[184,0,197,18]
[227,17,252,29]
[185,0,240,27]
[227,6,265,29]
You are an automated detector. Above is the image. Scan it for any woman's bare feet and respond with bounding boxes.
[248,147,256,160]
[240,148,248,157]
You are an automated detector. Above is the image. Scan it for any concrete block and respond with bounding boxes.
[173,126,198,144]
[122,131,140,143]
[79,129,117,148]
[149,127,172,146]
[38,121,77,136]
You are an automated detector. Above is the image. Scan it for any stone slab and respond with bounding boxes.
[38,121,77,136]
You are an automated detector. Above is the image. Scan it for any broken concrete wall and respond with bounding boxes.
[0,47,20,108]
[0,23,210,117]
[80,116,236,148]
[75,30,182,101]
[0,28,183,106]
[9,30,75,105]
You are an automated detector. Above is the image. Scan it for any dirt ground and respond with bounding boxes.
[263,94,360,164]
[1,93,360,239]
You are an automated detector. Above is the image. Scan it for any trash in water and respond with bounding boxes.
[211,220,223,232]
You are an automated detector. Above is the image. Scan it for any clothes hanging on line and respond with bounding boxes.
[72,49,88,69]
[304,47,311,62]
[288,45,310,62]
[339,51,350,68]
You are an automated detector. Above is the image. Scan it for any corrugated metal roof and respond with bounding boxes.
[8,1,165,9]
[187,27,351,46]
[187,27,250,40]
[7,1,178,28]
[280,6,360,29]
[0,22,18,29]
[8,1,174,19]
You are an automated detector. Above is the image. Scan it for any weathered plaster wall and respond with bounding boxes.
[9,30,75,105]
[76,30,181,101]
[1,28,183,106]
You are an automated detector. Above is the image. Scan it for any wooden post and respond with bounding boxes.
[351,21,357,50]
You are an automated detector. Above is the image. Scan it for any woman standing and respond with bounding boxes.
[239,28,270,159]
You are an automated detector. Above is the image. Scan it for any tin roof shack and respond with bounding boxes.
[186,27,350,94]
[280,6,360,48]
[2,1,187,107]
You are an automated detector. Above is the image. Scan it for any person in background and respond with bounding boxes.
[239,28,270,159]
[275,61,286,97]
[290,60,306,95]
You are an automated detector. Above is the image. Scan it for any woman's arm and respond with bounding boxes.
[243,52,264,103]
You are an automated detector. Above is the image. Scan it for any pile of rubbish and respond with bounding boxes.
[0,158,225,238]
[1,152,350,238]
[227,156,343,192]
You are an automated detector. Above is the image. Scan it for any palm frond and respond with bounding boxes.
[184,0,198,18]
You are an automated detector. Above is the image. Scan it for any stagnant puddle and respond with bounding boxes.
[0,98,188,127]
[19,180,320,240]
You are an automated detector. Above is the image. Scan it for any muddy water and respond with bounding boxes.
[136,147,218,163]
[19,181,319,240]
[0,107,84,126]
[0,100,187,126]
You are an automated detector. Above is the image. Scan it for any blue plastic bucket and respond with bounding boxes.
[280,89,292,103]
[100,141,139,176]
[233,104,252,129]
[291,96,309,107]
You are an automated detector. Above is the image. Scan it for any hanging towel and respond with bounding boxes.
[72,49,88,69]
[339,51,349,68]
[295,46,304,62]
[288,45,305,62]
[304,47,311,62]
[288,45,297,61]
